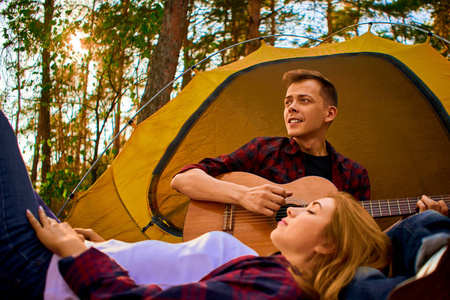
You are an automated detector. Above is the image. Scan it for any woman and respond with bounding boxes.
[27,192,391,300]
[270,192,392,299]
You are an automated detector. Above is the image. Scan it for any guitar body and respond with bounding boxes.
[183,202,279,255]
[183,172,338,255]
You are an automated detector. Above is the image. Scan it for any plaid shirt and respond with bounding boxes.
[59,248,302,299]
[179,137,370,200]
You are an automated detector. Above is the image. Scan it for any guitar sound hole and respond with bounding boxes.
[275,204,302,222]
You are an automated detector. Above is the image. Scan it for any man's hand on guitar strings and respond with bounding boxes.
[416,195,448,216]
[238,184,293,217]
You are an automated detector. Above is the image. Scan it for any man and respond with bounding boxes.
[171,69,369,216]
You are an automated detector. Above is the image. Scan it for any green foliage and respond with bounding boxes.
[39,157,88,216]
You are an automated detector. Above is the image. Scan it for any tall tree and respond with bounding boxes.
[74,0,97,174]
[421,0,450,58]
[14,36,22,135]
[36,0,55,187]
[245,0,262,55]
[181,1,195,89]
[138,0,190,123]
[267,0,277,45]
[325,0,334,38]
[112,0,131,157]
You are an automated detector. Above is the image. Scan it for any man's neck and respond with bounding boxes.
[294,137,328,156]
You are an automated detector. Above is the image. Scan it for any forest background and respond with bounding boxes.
[1,0,449,217]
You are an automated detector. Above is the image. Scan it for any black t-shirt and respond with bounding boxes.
[303,153,333,181]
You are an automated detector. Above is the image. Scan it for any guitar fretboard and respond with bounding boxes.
[359,195,450,218]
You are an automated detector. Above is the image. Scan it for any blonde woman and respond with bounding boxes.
[276,192,393,299]
[25,192,391,300]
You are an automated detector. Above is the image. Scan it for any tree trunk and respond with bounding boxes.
[91,77,104,185]
[56,95,65,168]
[38,49,52,184]
[75,0,96,173]
[113,0,130,157]
[220,0,231,65]
[245,0,262,55]
[75,64,89,174]
[231,2,240,61]
[433,1,450,58]
[30,119,41,185]
[137,0,190,124]
[90,72,118,184]
[182,35,193,89]
[268,0,276,46]
[181,2,193,89]
[325,0,334,40]
[113,98,122,157]
[37,0,55,187]
[15,43,21,135]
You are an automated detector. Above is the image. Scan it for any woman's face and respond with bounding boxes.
[270,197,336,259]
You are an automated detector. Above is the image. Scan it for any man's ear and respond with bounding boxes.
[325,106,337,123]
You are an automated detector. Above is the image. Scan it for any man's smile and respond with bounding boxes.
[288,118,303,124]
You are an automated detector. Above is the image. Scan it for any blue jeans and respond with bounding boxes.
[343,210,450,300]
[0,110,53,299]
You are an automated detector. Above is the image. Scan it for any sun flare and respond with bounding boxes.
[69,31,87,55]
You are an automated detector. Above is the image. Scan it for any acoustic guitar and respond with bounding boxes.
[183,172,450,255]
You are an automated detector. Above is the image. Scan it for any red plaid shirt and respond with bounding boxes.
[178,137,370,200]
[59,248,302,299]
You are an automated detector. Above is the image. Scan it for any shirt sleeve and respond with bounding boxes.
[351,166,371,200]
[176,138,261,178]
[59,248,302,300]
[59,248,163,299]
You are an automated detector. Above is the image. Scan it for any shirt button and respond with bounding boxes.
[299,170,303,174]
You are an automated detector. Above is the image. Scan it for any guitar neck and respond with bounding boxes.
[360,195,450,218]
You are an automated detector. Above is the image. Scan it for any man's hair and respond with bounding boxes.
[282,69,338,107]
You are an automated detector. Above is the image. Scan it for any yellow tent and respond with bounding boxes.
[66,31,450,243]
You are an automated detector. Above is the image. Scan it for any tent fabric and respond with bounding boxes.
[66,32,450,243]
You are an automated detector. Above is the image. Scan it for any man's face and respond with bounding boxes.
[283,79,331,140]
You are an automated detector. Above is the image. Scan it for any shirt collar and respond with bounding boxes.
[326,141,344,168]
[283,138,303,155]
[284,139,344,165]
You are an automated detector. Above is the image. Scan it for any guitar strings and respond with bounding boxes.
[359,196,450,217]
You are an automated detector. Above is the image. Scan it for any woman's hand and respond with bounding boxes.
[74,228,106,243]
[27,206,88,258]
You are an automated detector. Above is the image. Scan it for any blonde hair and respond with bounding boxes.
[293,192,392,299]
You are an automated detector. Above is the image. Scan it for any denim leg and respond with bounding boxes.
[0,110,52,299]
[386,210,450,277]
[342,211,450,300]
[34,190,59,222]
[341,267,407,300]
